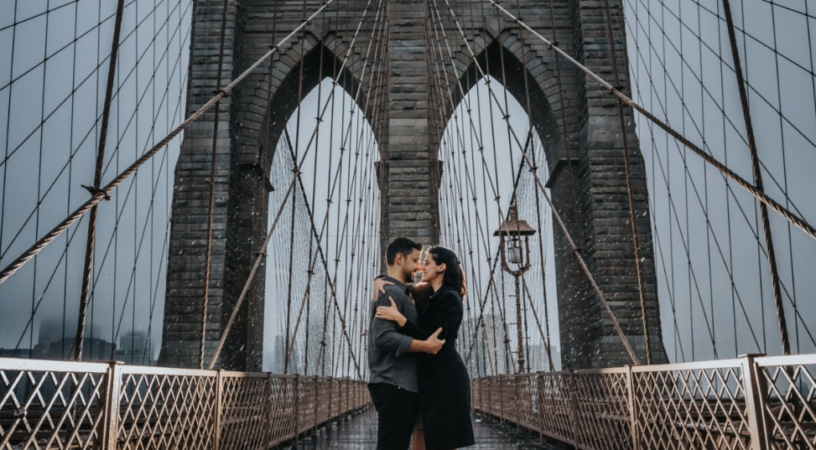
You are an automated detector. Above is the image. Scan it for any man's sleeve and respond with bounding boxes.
[370,291,413,356]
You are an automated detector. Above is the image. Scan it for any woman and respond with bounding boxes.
[374,246,476,450]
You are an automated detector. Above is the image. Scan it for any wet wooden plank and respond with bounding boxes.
[296,408,560,449]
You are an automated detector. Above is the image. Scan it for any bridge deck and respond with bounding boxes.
[296,408,556,449]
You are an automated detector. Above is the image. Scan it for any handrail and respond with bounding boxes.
[0,357,371,450]
[472,353,816,450]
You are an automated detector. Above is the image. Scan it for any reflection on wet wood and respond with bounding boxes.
[296,409,559,449]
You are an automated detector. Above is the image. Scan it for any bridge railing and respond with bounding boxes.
[0,357,370,449]
[472,353,816,450]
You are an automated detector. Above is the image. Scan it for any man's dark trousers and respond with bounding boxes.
[368,383,419,450]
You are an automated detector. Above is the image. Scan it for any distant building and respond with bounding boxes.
[461,314,511,376]
[36,337,115,362]
[117,331,149,365]
[269,335,300,374]
[526,344,561,372]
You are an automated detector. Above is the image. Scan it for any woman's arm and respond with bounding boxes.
[394,291,462,341]
[372,277,394,301]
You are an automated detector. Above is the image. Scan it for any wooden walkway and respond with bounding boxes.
[296,408,559,449]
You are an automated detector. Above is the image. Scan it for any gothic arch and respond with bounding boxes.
[431,26,667,369]
[439,34,573,173]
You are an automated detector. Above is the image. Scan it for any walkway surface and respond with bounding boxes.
[296,408,559,449]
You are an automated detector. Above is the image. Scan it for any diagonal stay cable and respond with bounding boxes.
[599,0,652,363]
[0,0,340,286]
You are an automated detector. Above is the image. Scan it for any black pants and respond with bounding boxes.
[368,383,419,450]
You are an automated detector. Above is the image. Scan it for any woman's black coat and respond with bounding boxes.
[401,286,475,450]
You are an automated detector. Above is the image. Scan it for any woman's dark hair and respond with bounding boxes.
[427,246,463,294]
[408,283,434,311]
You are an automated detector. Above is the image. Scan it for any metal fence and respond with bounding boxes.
[0,358,369,450]
[472,353,816,450]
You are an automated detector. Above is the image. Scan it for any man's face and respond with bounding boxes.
[401,249,422,282]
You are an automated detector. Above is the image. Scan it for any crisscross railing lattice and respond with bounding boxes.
[0,358,369,450]
[473,353,816,450]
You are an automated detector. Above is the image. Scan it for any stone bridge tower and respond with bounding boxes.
[162,0,667,371]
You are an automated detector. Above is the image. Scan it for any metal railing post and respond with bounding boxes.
[214,370,223,450]
[101,362,123,450]
[294,374,301,447]
[513,375,521,431]
[499,376,505,424]
[741,354,770,450]
[328,378,334,420]
[568,370,582,448]
[626,365,639,450]
[313,377,320,436]
[490,377,495,417]
[264,373,274,447]
[535,374,545,444]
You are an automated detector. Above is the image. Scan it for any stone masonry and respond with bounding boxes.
[162,0,666,370]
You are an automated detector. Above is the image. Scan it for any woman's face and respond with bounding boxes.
[421,253,443,283]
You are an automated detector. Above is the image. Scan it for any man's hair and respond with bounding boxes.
[386,237,422,265]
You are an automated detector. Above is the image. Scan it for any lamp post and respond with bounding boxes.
[494,204,536,373]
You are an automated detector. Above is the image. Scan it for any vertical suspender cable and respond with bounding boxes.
[601,0,651,364]
[76,0,126,362]
[200,0,231,370]
[721,0,789,356]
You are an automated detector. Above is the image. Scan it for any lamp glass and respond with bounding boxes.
[508,240,523,264]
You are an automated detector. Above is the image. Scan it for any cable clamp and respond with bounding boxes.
[213,88,230,98]
[82,185,111,201]
[255,251,267,257]
[269,44,278,51]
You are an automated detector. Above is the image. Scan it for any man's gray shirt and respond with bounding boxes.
[367,275,419,393]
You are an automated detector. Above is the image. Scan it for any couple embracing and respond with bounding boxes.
[367,237,476,450]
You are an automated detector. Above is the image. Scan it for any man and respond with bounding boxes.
[368,237,445,450]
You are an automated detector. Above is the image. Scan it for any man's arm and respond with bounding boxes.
[372,290,445,355]
[406,328,445,354]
